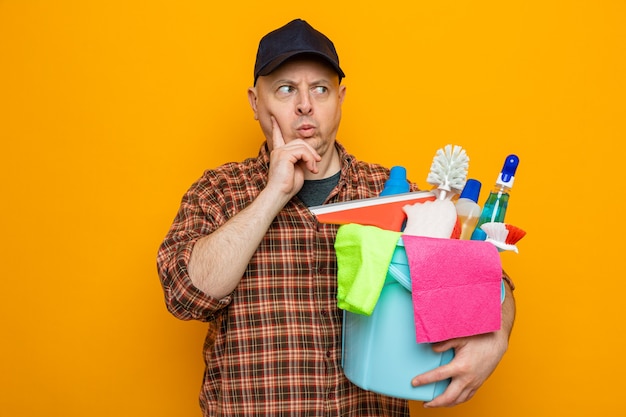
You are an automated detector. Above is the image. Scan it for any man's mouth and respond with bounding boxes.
[297,124,316,137]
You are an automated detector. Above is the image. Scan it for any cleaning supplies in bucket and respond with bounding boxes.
[325,145,525,401]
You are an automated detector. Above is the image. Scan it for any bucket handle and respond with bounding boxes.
[387,263,413,293]
[387,262,506,303]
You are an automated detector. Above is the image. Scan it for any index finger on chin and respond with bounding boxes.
[270,116,286,150]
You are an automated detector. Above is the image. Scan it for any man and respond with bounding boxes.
[157,18,515,416]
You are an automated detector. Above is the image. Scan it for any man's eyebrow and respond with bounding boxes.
[272,78,294,84]
[271,78,333,86]
[311,79,332,85]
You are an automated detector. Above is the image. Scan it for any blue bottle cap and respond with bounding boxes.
[389,166,407,180]
[459,179,481,203]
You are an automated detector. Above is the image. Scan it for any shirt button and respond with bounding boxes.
[326,350,332,358]
[327,392,335,400]
[320,309,328,317]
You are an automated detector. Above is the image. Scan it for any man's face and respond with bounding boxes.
[248,58,347,157]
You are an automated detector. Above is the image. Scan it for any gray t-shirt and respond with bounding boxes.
[297,171,341,207]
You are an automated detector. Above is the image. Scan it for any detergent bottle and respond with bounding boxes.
[380,166,410,196]
[455,179,482,240]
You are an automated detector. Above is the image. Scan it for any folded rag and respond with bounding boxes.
[403,235,502,343]
[335,224,402,316]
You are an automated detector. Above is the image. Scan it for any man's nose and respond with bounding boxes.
[296,91,313,115]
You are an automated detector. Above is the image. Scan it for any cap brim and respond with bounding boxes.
[256,50,345,80]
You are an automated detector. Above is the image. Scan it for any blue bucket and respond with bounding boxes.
[341,240,454,401]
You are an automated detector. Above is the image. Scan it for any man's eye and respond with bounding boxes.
[278,86,294,94]
[312,86,328,94]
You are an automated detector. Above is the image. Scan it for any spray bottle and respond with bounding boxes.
[470,154,520,241]
[455,179,482,240]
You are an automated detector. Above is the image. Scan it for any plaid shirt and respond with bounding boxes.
[157,142,414,416]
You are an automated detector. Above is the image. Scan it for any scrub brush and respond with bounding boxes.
[426,144,469,200]
[480,222,526,253]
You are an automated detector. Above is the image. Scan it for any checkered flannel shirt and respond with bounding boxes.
[157,142,413,416]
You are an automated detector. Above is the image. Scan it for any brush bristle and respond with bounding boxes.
[480,222,509,243]
[481,222,525,253]
[426,144,469,192]
[504,224,526,244]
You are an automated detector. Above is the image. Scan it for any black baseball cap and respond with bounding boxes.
[253,19,345,84]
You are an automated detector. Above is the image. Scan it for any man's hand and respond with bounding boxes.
[411,331,509,407]
[266,116,321,198]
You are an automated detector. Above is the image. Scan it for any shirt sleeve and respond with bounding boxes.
[156,173,233,322]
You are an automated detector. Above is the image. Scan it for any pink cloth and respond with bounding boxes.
[402,235,502,343]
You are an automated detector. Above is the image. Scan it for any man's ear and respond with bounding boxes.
[247,87,259,120]
[338,84,347,105]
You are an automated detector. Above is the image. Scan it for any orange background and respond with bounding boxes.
[1,1,624,416]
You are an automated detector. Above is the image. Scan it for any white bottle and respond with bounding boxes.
[455,179,482,240]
